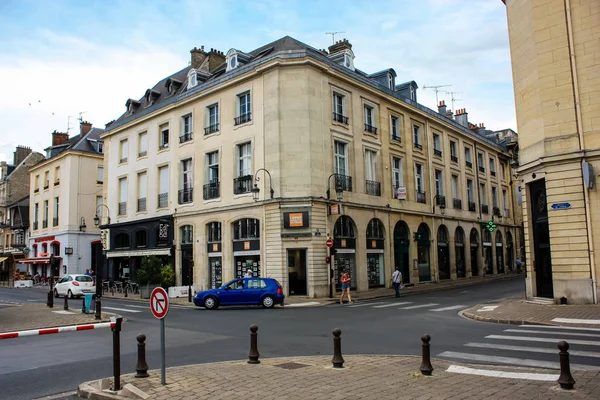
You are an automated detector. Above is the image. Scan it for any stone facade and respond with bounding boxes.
[504,0,600,303]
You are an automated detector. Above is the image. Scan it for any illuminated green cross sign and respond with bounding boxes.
[486,221,496,232]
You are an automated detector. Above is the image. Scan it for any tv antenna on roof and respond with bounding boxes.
[325,32,346,44]
[423,84,452,106]
[443,91,463,112]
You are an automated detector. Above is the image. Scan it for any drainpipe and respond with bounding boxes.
[565,0,596,304]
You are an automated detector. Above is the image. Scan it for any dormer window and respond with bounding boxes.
[187,69,198,89]
[165,77,182,96]
[125,99,141,115]
[343,50,355,71]
[226,49,239,72]
[388,74,394,90]
[410,86,415,101]
[144,89,160,107]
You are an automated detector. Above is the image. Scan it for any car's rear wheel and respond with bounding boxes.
[68,290,75,299]
[203,296,219,310]
[54,289,59,298]
[261,295,275,308]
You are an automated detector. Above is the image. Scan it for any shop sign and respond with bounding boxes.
[395,186,407,200]
[100,229,110,251]
[212,243,219,252]
[341,239,347,248]
[372,240,377,248]
[65,247,74,255]
[244,241,250,250]
[329,204,342,215]
[35,235,55,243]
[483,242,492,247]
[283,211,309,229]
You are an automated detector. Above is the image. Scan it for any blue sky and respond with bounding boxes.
[0,0,516,162]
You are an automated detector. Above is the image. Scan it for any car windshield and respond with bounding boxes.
[75,276,93,282]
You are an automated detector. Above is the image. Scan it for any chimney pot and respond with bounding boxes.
[80,121,93,136]
[51,131,69,146]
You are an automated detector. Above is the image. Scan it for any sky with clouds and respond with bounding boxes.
[0,0,516,163]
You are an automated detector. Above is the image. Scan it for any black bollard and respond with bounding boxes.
[82,297,86,313]
[47,289,54,308]
[332,328,344,368]
[135,334,149,378]
[111,317,123,391]
[419,334,433,376]
[64,295,69,310]
[248,324,260,364]
[557,341,575,390]
[95,297,102,320]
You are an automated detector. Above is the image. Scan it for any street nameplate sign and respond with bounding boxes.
[150,287,169,319]
[326,238,334,248]
[551,203,571,210]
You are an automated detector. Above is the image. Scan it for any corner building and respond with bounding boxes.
[103,36,520,298]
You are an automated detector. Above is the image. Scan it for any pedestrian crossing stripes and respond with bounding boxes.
[372,302,411,308]
[429,305,467,312]
[339,300,469,313]
[398,303,439,310]
[437,326,600,371]
[102,306,142,313]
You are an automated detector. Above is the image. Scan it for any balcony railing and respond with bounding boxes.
[43,183,49,190]
[33,221,38,230]
[179,133,193,143]
[453,198,462,209]
[138,151,147,158]
[481,204,489,214]
[416,191,426,204]
[118,202,127,215]
[479,166,485,173]
[203,182,220,200]
[204,124,219,135]
[54,180,60,186]
[364,124,377,134]
[493,206,501,217]
[451,155,458,163]
[466,161,472,168]
[52,217,59,227]
[435,195,446,208]
[366,180,381,196]
[491,170,496,177]
[414,143,423,150]
[137,198,147,212]
[468,201,476,212]
[434,149,442,157]
[120,157,128,164]
[178,188,193,204]
[234,113,252,125]
[34,188,39,193]
[332,112,348,124]
[42,220,48,228]
[334,174,353,192]
[391,134,401,142]
[234,175,253,194]
[157,193,168,208]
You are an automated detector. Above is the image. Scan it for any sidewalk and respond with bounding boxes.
[78,355,599,399]
[462,298,600,328]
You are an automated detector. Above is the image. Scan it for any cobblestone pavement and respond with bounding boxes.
[462,299,600,327]
[78,355,600,399]
[0,303,115,333]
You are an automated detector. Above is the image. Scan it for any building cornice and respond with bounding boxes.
[516,148,600,174]
[29,150,103,173]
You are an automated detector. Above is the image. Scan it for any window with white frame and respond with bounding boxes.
[333,93,346,122]
[492,186,498,208]
[237,142,252,177]
[392,157,403,192]
[364,149,377,182]
[181,114,193,142]
[44,171,49,188]
[433,133,442,156]
[388,74,394,89]
[158,166,169,207]
[97,141,104,153]
[54,166,60,185]
[159,124,169,149]
[450,140,458,162]
[54,197,59,226]
[503,189,509,216]
[43,200,48,226]
[413,124,422,149]
[467,179,474,203]
[120,139,128,163]
[435,170,444,197]
[34,175,40,191]
[490,157,496,176]
[181,159,193,190]
[237,92,251,120]
[137,172,147,211]
[334,141,348,176]
[188,69,198,88]
[364,105,374,131]
[138,132,148,157]
[97,165,104,184]
[451,175,459,199]
[465,146,472,166]
[207,151,219,183]
[415,163,424,193]
[118,177,127,215]
[478,152,485,172]
[206,104,219,133]
[390,116,400,141]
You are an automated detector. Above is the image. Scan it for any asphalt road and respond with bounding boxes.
[1,278,598,400]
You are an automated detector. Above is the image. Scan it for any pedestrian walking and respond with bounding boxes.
[515,258,522,272]
[391,266,403,298]
[340,270,352,304]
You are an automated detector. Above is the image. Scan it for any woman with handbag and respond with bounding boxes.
[340,270,352,304]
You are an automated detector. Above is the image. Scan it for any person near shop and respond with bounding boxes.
[244,269,253,278]
[391,266,403,298]
[340,270,352,304]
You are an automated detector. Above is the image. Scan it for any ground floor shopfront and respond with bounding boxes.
[174,200,519,298]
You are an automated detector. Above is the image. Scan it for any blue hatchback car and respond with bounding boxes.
[193,277,285,309]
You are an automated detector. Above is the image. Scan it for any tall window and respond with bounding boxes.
[181,225,193,245]
[467,179,474,203]
[34,203,39,226]
[119,178,128,215]
[138,132,148,157]
[181,114,193,142]
[492,186,498,208]
[501,162,507,181]
[433,134,442,156]
[43,199,48,227]
[451,175,459,199]
[237,92,251,124]
[207,151,219,183]
[364,150,377,182]
[334,141,347,176]
[415,164,423,193]
[237,143,252,177]
[181,159,193,190]
[364,105,374,130]
[478,153,485,172]
[137,172,147,212]
[44,171,49,188]
[390,116,400,141]
[207,222,222,242]
[490,157,496,176]
[503,190,509,216]
[158,166,169,208]
[479,183,486,204]
[450,141,458,162]
[120,139,128,163]
[206,104,219,133]
[333,93,345,120]
[435,170,444,197]
[53,197,59,226]
[465,147,472,166]
[97,165,104,184]
[392,157,403,190]
[413,124,422,149]
[159,123,169,149]
[54,166,60,185]
[34,175,40,191]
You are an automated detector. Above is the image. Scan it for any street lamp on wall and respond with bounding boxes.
[432,195,446,216]
[326,173,343,201]
[252,168,274,202]
[94,204,111,227]
[79,217,87,232]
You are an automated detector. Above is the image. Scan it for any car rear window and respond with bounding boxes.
[75,276,93,282]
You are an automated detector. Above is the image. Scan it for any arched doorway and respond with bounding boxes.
[482,229,493,275]
[416,223,431,282]
[233,218,260,277]
[470,228,479,276]
[455,227,466,278]
[180,225,194,286]
[506,232,514,272]
[393,221,410,284]
[437,225,450,280]
[334,216,357,290]
[496,231,504,274]
[366,218,385,288]
[207,222,222,289]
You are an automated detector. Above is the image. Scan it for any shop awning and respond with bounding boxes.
[0,256,8,263]
[106,248,171,258]
[18,257,52,264]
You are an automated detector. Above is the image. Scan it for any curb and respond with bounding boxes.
[460,310,555,326]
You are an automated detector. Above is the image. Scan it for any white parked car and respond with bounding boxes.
[53,274,96,298]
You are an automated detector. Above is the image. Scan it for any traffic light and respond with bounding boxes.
[325,256,331,264]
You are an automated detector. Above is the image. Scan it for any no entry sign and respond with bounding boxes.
[326,239,334,248]
[150,287,169,319]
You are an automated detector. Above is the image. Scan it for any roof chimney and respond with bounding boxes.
[190,46,208,69]
[455,108,469,128]
[105,120,115,129]
[80,121,92,136]
[13,146,32,166]
[52,130,69,146]
[446,109,454,120]
[477,123,486,136]
[328,39,352,55]
[207,48,226,73]
[438,100,447,116]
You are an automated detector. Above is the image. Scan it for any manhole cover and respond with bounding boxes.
[274,362,310,370]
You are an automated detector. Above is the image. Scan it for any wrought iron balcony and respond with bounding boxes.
[137,198,147,212]
[334,174,353,192]
[42,220,48,228]
[203,182,220,200]
[465,161,472,168]
[178,188,193,204]
[204,124,219,135]
[453,198,462,209]
[157,193,168,208]
[491,170,496,177]
[332,112,348,124]
[481,204,489,214]
[138,151,147,158]
[451,155,458,163]
[118,202,127,215]
[34,188,39,193]
[233,175,253,194]
[234,113,252,125]
[468,201,476,212]
[493,206,501,217]
[120,157,128,164]
[33,221,38,230]
[43,182,49,190]
[364,124,377,134]
[391,134,401,142]
[414,143,423,150]
[416,191,426,204]
[52,217,59,227]
[435,195,446,208]
[54,180,60,186]
[179,133,193,143]
[366,180,381,196]
[434,149,442,157]
[479,166,485,173]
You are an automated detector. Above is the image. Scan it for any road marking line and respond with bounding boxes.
[32,390,77,400]
[127,305,149,309]
[102,306,142,313]
[348,302,385,308]
[285,302,321,307]
[446,365,558,381]
[372,302,412,308]
[430,305,467,312]
[485,334,600,346]
[518,324,600,332]
[398,303,439,310]
[504,328,600,338]
[464,342,600,358]
[438,351,598,371]
[552,318,600,325]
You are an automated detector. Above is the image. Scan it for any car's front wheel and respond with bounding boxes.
[68,290,75,299]
[203,296,219,310]
[261,295,275,308]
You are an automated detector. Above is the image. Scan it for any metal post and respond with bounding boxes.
[64,295,69,310]
[328,249,333,299]
[160,318,166,385]
[557,341,575,390]
[135,334,149,378]
[82,297,86,313]
[47,288,54,308]
[332,328,344,368]
[111,317,123,391]
[248,324,260,364]
[95,297,102,320]
[187,261,193,303]
[419,334,433,376]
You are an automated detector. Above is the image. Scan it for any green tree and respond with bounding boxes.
[160,265,175,288]
[137,256,163,285]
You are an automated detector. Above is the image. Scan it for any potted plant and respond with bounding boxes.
[137,256,163,298]
[160,265,175,289]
